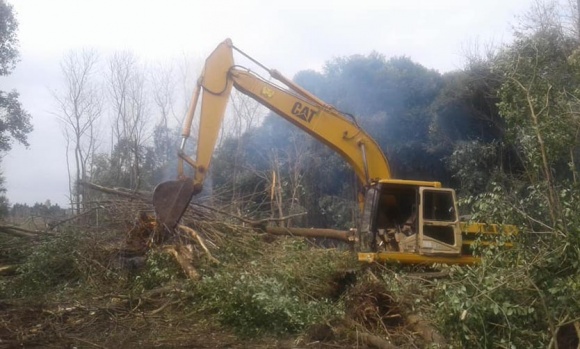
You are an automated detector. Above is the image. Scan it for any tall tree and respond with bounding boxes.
[496,9,578,226]
[107,51,150,189]
[0,0,32,216]
[149,62,179,184]
[54,49,103,214]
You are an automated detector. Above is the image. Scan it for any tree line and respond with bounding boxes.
[41,2,579,235]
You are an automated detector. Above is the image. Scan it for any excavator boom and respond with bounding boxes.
[153,38,391,229]
[153,40,234,229]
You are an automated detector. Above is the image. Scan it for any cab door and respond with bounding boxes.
[418,187,462,255]
[359,187,379,251]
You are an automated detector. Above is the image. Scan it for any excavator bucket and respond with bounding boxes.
[152,179,196,230]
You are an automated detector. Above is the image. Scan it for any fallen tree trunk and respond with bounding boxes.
[355,331,399,349]
[0,265,18,276]
[162,245,200,280]
[0,225,42,238]
[263,227,355,243]
[79,180,149,201]
[177,224,220,264]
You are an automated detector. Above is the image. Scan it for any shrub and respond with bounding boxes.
[5,230,84,297]
[194,271,341,336]
[133,250,184,290]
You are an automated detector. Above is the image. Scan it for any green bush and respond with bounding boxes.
[134,250,184,290]
[5,230,84,297]
[434,256,548,348]
[441,179,580,347]
[194,271,341,337]
[190,238,352,337]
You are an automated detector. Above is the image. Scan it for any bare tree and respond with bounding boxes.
[53,49,103,214]
[264,130,310,228]
[217,92,266,214]
[230,91,264,136]
[176,53,202,120]
[149,61,181,182]
[284,130,309,227]
[150,62,177,129]
[107,51,151,190]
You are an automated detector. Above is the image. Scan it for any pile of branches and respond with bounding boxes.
[0,182,452,348]
[73,181,355,279]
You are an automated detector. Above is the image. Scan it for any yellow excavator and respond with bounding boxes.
[152,39,515,265]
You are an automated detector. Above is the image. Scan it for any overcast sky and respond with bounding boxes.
[1,0,539,207]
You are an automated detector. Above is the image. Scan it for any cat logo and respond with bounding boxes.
[291,102,317,123]
[261,87,275,99]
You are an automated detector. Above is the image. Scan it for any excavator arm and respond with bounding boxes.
[153,38,391,229]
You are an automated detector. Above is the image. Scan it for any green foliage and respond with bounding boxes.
[0,0,18,76]
[151,124,181,184]
[193,239,352,337]
[0,90,32,150]
[0,171,9,217]
[495,25,578,183]
[317,195,357,230]
[447,141,502,195]
[431,65,502,146]
[133,250,183,290]
[441,22,580,342]
[449,181,580,347]
[0,1,32,213]
[0,1,31,151]
[91,138,155,190]
[195,271,340,336]
[432,199,580,347]
[0,234,29,265]
[434,252,549,348]
[4,230,84,297]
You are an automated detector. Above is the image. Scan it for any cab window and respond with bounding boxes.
[422,190,456,222]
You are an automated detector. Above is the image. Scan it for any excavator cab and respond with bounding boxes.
[359,180,462,263]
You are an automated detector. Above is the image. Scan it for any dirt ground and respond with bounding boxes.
[1,301,283,348]
[0,298,370,349]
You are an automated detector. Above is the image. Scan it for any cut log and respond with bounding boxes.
[263,227,355,243]
[79,180,149,201]
[0,225,41,238]
[177,224,220,264]
[0,265,18,276]
[162,245,200,280]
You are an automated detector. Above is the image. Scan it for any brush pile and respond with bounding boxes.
[0,183,448,348]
